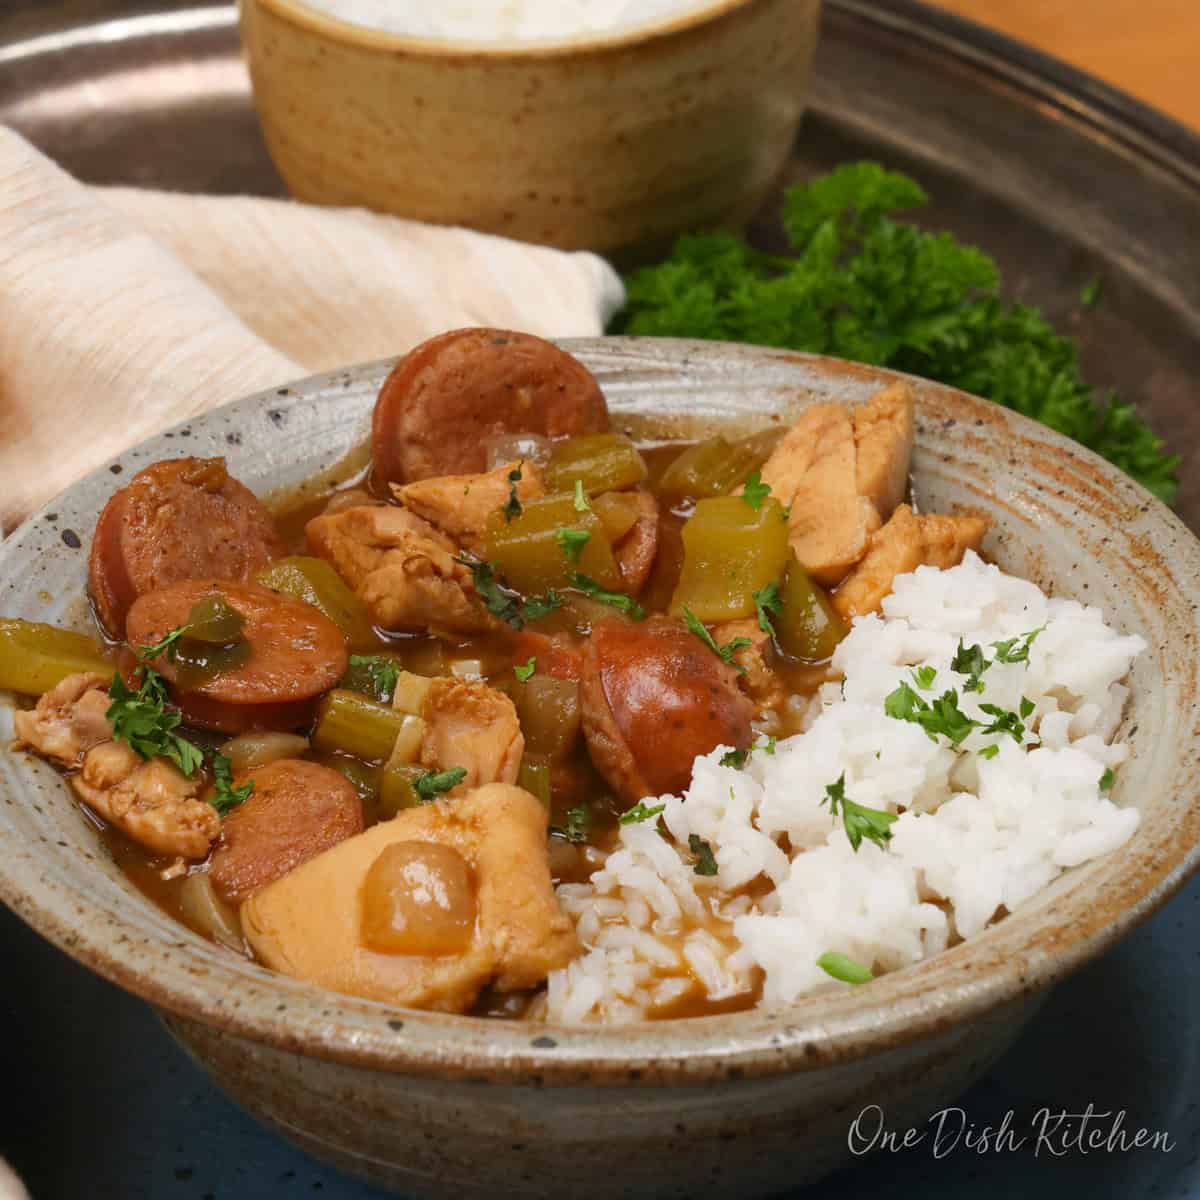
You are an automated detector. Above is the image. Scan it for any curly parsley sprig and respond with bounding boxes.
[614,162,1177,501]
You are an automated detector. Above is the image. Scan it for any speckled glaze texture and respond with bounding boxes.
[236,0,821,257]
[1,340,1198,1198]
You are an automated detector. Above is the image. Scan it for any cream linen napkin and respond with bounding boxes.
[0,1158,28,1200]
[0,127,624,530]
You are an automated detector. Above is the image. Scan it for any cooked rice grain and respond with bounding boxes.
[546,553,1144,1022]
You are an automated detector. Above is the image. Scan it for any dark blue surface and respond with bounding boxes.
[5,876,1199,1199]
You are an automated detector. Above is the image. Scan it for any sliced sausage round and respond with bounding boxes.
[89,457,285,639]
[125,580,348,733]
[580,618,754,804]
[372,328,610,484]
[614,492,660,596]
[208,759,364,905]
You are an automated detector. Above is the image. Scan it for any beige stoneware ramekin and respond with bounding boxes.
[237,0,821,257]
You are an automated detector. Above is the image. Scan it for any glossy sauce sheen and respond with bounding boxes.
[360,841,477,956]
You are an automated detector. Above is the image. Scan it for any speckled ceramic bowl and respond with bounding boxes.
[236,0,821,258]
[2,341,1198,1199]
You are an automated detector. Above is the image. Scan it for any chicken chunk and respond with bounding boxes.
[853,382,915,522]
[241,783,579,1012]
[709,619,785,710]
[13,672,113,767]
[761,403,881,587]
[918,512,991,569]
[392,460,546,554]
[361,547,499,635]
[761,387,916,588]
[832,504,990,621]
[72,740,219,859]
[759,408,822,505]
[306,504,455,590]
[420,678,523,792]
[306,504,498,634]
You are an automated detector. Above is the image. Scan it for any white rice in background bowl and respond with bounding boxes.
[294,0,716,44]
[546,551,1145,1024]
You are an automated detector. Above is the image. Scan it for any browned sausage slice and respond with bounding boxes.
[89,457,285,639]
[580,619,754,804]
[208,759,364,904]
[372,328,609,484]
[614,492,660,596]
[125,580,348,733]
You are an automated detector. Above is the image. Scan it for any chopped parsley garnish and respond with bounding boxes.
[1019,697,1036,719]
[414,767,467,800]
[911,665,938,691]
[619,801,665,825]
[977,703,1026,744]
[741,470,771,511]
[978,744,1000,760]
[137,621,192,663]
[720,736,777,769]
[458,556,562,629]
[951,640,988,693]
[681,606,752,672]
[347,654,401,703]
[886,681,1034,753]
[688,834,718,876]
[522,591,564,622]
[613,162,1177,502]
[991,627,1044,664]
[551,806,591,843]
[883,680,924,722]
[106,669,203,778]
[817,951,874,985]
[459,556,524,626]
[210,752,253,817]
[821,772,897,852]
[752,582,782,638]
[568,572,645,619]
[884,683,977,747]
[1100,767,1115,792]
[513,656,537,682]
[502,463,524,522]
[555,527,591,562]
[1080,278,1102,308]
[573,479,591,513]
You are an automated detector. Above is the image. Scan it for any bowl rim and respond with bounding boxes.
[2,337,1198,1086]
[248,0,760,60]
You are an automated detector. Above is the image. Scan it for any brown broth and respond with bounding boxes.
[77,426,835,1015]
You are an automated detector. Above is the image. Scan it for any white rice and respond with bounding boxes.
[296,0,710,44]
[547,552,1144,1022]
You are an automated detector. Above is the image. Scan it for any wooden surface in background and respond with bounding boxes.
[931,0,1198,130]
